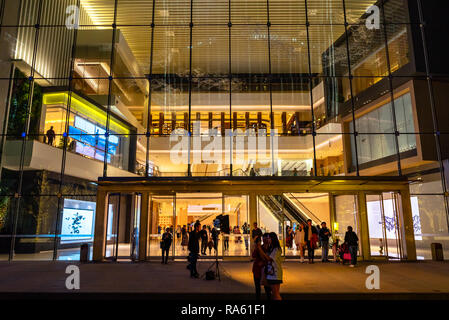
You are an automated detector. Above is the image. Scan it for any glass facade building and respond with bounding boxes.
[0,0,448,261]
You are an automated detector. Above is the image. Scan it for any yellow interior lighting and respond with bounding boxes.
[43,92,130,135]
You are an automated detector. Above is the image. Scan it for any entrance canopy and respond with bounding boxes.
[93,176,417,262]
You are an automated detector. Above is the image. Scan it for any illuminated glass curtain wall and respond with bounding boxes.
[0,0,447,260]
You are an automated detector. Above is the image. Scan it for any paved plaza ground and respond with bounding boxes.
[0,260,448,299]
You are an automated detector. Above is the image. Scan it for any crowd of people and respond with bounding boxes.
[160,219,359,300]
[251,221,360,300]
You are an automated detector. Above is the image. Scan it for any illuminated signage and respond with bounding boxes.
[61,208,94,243]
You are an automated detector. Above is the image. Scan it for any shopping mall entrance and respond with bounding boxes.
[93,177,417,262]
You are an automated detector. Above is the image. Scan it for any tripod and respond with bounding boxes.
[201,241,221,281]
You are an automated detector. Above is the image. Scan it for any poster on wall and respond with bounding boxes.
[61,208,95,243]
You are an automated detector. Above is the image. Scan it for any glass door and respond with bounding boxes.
[105,193,120,261]
[366,194,388,258]
[333,195,361,259]
[366,193,404,260]
[105,193,142,261]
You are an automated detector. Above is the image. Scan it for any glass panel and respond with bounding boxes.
[175,193,223,257]
[149,195,174,258]
[105,193,120,260]
[230,0,267,25]
[334,194,360,251]
[12,196,59,261]
[224,195,249,256]
[154,0,190,26]
[411,194,449,260]
[257,195,283,252]
[56,196,97,261]
[0,196,15,260]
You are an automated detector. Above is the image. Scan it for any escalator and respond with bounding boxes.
[259,194,321,226]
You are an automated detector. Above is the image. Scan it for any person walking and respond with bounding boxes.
[200,225,208,255]
[304,219,318,263]
[161,227,172,264]
[188,221,201,278]
[181,225,188,251]
[286,226,293,249]
[319,222,331,262]
[344,226,359,267]
[265,232,283,300]
[294,223,306,263]
[251,235,271,300]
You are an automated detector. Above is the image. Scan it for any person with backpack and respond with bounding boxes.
[344,226,359,267]
[161,227,172,264]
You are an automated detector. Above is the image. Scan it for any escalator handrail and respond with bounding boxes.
[286,193,322,224]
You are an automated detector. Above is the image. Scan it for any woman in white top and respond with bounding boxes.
[265,232,283,300]
[294,223,306,263]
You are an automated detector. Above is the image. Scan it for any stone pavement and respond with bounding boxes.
[0,260,448,299]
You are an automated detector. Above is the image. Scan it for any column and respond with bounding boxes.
[357,192,371,261]
[399,188,417,261]
[138,192,150,262]
[249,193,258,257]
[93,189,107,261]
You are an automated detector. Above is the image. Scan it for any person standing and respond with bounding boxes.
[176,225,181,242]
[319,222,331,262]
[161,227,172,264]
[181,225,188,251]
[188,221,201,278]
[304,219,318,264]
[46,126,56,146]
[265,232,283,300]
[344,226,359,267]
[223,232,229,252]
[211,227,219,253]
[251,222,263,254]
[131,227,138,261]
[294,223,306,263]
[200,225,208,255]
[251,235,271,300]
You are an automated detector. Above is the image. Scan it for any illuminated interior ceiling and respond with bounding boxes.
[77,0,377,126]
[79,0,377,75]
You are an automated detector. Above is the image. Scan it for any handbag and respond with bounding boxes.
[343,252,351,260]
[264,261,275,276]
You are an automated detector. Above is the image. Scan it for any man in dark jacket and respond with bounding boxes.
[344,226,359,267]
[161,228,172,264]
[200,225,208,255]
[319,222,331,262]
[188,221,201,278]
[304,219,318,263]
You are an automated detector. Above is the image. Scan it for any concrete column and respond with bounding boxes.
[138,192,150,261]
[399,188,417,261]
[357,192,371,261]
[93,189,107,261]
